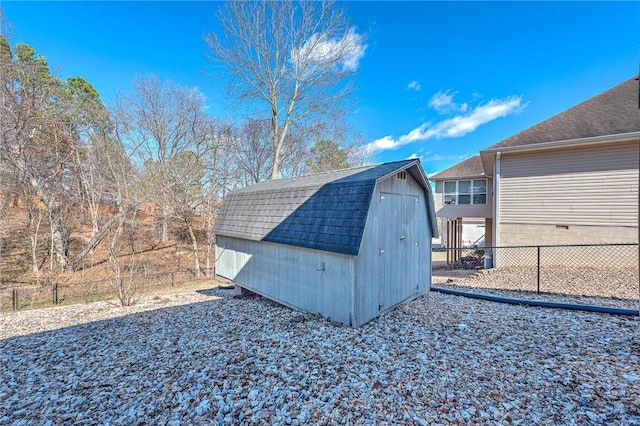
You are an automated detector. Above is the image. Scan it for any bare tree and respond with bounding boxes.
[106,216,146,307]
[67,77,113,239]
[69,134,138,271]
[205,0,366,179]
[113,75,210,275]
[114,76,205,239]
[234,118,273,184]
[276,123,312,178]
[22,190,45,281]
[199,119,240,276]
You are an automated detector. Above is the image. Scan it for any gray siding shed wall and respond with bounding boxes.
[215,235,355,325]
[353,173,432,326]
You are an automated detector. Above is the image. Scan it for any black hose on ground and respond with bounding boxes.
[430,286,639,317]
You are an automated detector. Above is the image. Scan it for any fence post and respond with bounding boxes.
[52,284,58,305]
[171,272,175,287]
[537,246,541,294]
[12,289,17,311]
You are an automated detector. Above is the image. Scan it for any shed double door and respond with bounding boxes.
[378,192,421,312]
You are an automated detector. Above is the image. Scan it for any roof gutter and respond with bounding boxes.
[430,174,487,181]
[481,131,640,155]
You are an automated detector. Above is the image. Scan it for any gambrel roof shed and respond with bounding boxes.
[213,159,438,327]
[213,159,438,255]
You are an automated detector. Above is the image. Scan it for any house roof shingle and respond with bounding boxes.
[486,77,640,150]
[213,159,435,256]
[429,155,485,180]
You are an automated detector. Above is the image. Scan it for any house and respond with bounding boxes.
[430,155,492,251]
[213,159,438,326]
[432,77,640,260]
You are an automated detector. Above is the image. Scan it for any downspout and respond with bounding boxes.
[494,152,501,267]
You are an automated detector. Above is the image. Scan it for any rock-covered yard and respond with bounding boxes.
[1,286,639,425]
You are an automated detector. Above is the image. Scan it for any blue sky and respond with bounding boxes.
[2,1,638,176]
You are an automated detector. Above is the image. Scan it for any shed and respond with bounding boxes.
[213,159,438,326]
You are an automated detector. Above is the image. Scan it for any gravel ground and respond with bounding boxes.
[1,287,639,425]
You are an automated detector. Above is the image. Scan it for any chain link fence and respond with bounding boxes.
[432,244,639,305]
[0,268,216,312]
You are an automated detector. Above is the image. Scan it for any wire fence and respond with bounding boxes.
[0,268,216,312]
[432,243,639,305]
[3,244,638,312]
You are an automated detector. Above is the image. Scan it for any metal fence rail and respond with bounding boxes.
[432,243,639,303]
[0,268,215,312]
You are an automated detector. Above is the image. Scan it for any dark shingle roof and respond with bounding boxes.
[430,155,485,180]
[486,77,640,150]
[213,159,431,255]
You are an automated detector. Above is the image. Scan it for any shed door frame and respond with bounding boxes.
[378,191,420,312]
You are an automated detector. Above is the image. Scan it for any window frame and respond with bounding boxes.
[443,179,487,205]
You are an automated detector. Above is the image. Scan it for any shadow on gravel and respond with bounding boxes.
[0,286,317,424]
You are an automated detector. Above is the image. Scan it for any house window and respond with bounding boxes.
[458,180,471,204]
[444,179,487,205]
[473,179,487,204]
[444,181,457,205]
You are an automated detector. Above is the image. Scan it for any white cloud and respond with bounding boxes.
[340,29,367,71]
[428,90,468,114]
[407,80,421,91]
[366,95,525,153]
[406,153,418,160]
[294,27,366,73]
[422,153,470,162]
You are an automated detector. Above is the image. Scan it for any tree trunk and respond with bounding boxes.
[270,152,281,180]
[205,236,212,278]
[69,202,140,271]
[27,207,43,284]
[88,201,100,239]
[160,209,169,243]
[31,182,68,271]
[185,219,201,278]
[204,204,213,278]
[30,225,41,284]
[50,214,68,271]
[269,113,282,180]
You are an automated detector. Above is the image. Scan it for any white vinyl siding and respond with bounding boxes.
[499,142,639,227]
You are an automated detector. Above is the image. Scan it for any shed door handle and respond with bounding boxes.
[400,236,406,241]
